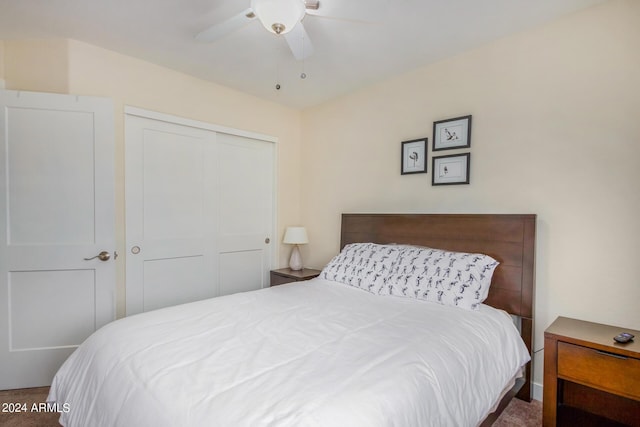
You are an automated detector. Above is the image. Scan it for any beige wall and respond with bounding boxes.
[3,39,303,319]
[4,39,70,93]
[0,41,4,82]
[301,0,640,391]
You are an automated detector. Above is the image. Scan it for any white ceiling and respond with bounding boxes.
[0,0,605,109]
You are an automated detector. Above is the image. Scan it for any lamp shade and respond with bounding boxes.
[283,226,308,244]
[250,0,305,35]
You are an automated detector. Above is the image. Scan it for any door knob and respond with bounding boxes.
[84,251,111,261]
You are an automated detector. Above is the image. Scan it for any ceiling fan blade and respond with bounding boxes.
[304,1,379,25]
[195,8,256,42]
[305,13,376,25]
[284,22,314,60]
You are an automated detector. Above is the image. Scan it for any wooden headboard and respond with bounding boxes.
[340,213,536,401]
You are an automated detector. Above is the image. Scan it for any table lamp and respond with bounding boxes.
[283,226,308,271]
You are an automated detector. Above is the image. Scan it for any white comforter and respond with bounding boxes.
[48,278,530,427]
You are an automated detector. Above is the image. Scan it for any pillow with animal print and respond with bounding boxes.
[320,243,400,294]
[383,246,499,310]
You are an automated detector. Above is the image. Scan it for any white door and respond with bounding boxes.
[0,90,115,390]
[125,111,274,315]
[217,133,274,296]
[125,115,218,314]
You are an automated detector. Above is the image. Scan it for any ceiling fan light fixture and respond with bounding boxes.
[250,0,306,35]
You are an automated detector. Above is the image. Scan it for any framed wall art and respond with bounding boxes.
[433,115,472,151]
[432,153,470,185]
[401,138,427,175]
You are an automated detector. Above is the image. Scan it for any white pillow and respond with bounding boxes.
[321,243,400,294]
[383,246,499,310]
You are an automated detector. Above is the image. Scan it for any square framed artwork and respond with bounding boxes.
[401,138,427,175]
[432,153,470,185]
[433,115,471,151]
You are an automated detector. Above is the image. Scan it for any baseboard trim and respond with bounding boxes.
[533,381,543,401]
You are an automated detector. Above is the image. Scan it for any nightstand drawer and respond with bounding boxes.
[558,341,640,401]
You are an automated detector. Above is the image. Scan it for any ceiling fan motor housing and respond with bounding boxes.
[251,0,306,35]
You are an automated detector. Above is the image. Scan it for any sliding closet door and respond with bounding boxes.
[217,133,273,296]
[125,111,275,315]
[125,116,218,314]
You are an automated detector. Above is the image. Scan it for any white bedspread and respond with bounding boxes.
[48,278,530,427]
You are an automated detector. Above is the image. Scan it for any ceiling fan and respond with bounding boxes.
[195,0,323,61]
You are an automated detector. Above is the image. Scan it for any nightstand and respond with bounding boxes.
[543,316,640,427]
[270,268,321,286]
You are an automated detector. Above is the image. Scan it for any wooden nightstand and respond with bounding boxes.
[270,268,321,286]
[543,316,640,427]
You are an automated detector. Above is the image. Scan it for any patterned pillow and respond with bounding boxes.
[383,246,499,310]
[321,243,400,294]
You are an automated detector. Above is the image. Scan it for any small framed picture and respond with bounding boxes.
[433,115,471,151]
[432,153,470,185]
[401,138,427,175]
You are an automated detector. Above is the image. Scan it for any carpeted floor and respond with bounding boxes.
[0,387,60,427]
[1,386,542,426]
[492,397,543,426]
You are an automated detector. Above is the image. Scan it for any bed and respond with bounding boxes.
[48,213,536,426]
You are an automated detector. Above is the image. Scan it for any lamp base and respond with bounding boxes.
[289,245,303,271]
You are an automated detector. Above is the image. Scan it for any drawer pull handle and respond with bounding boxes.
[595,350,628,360]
